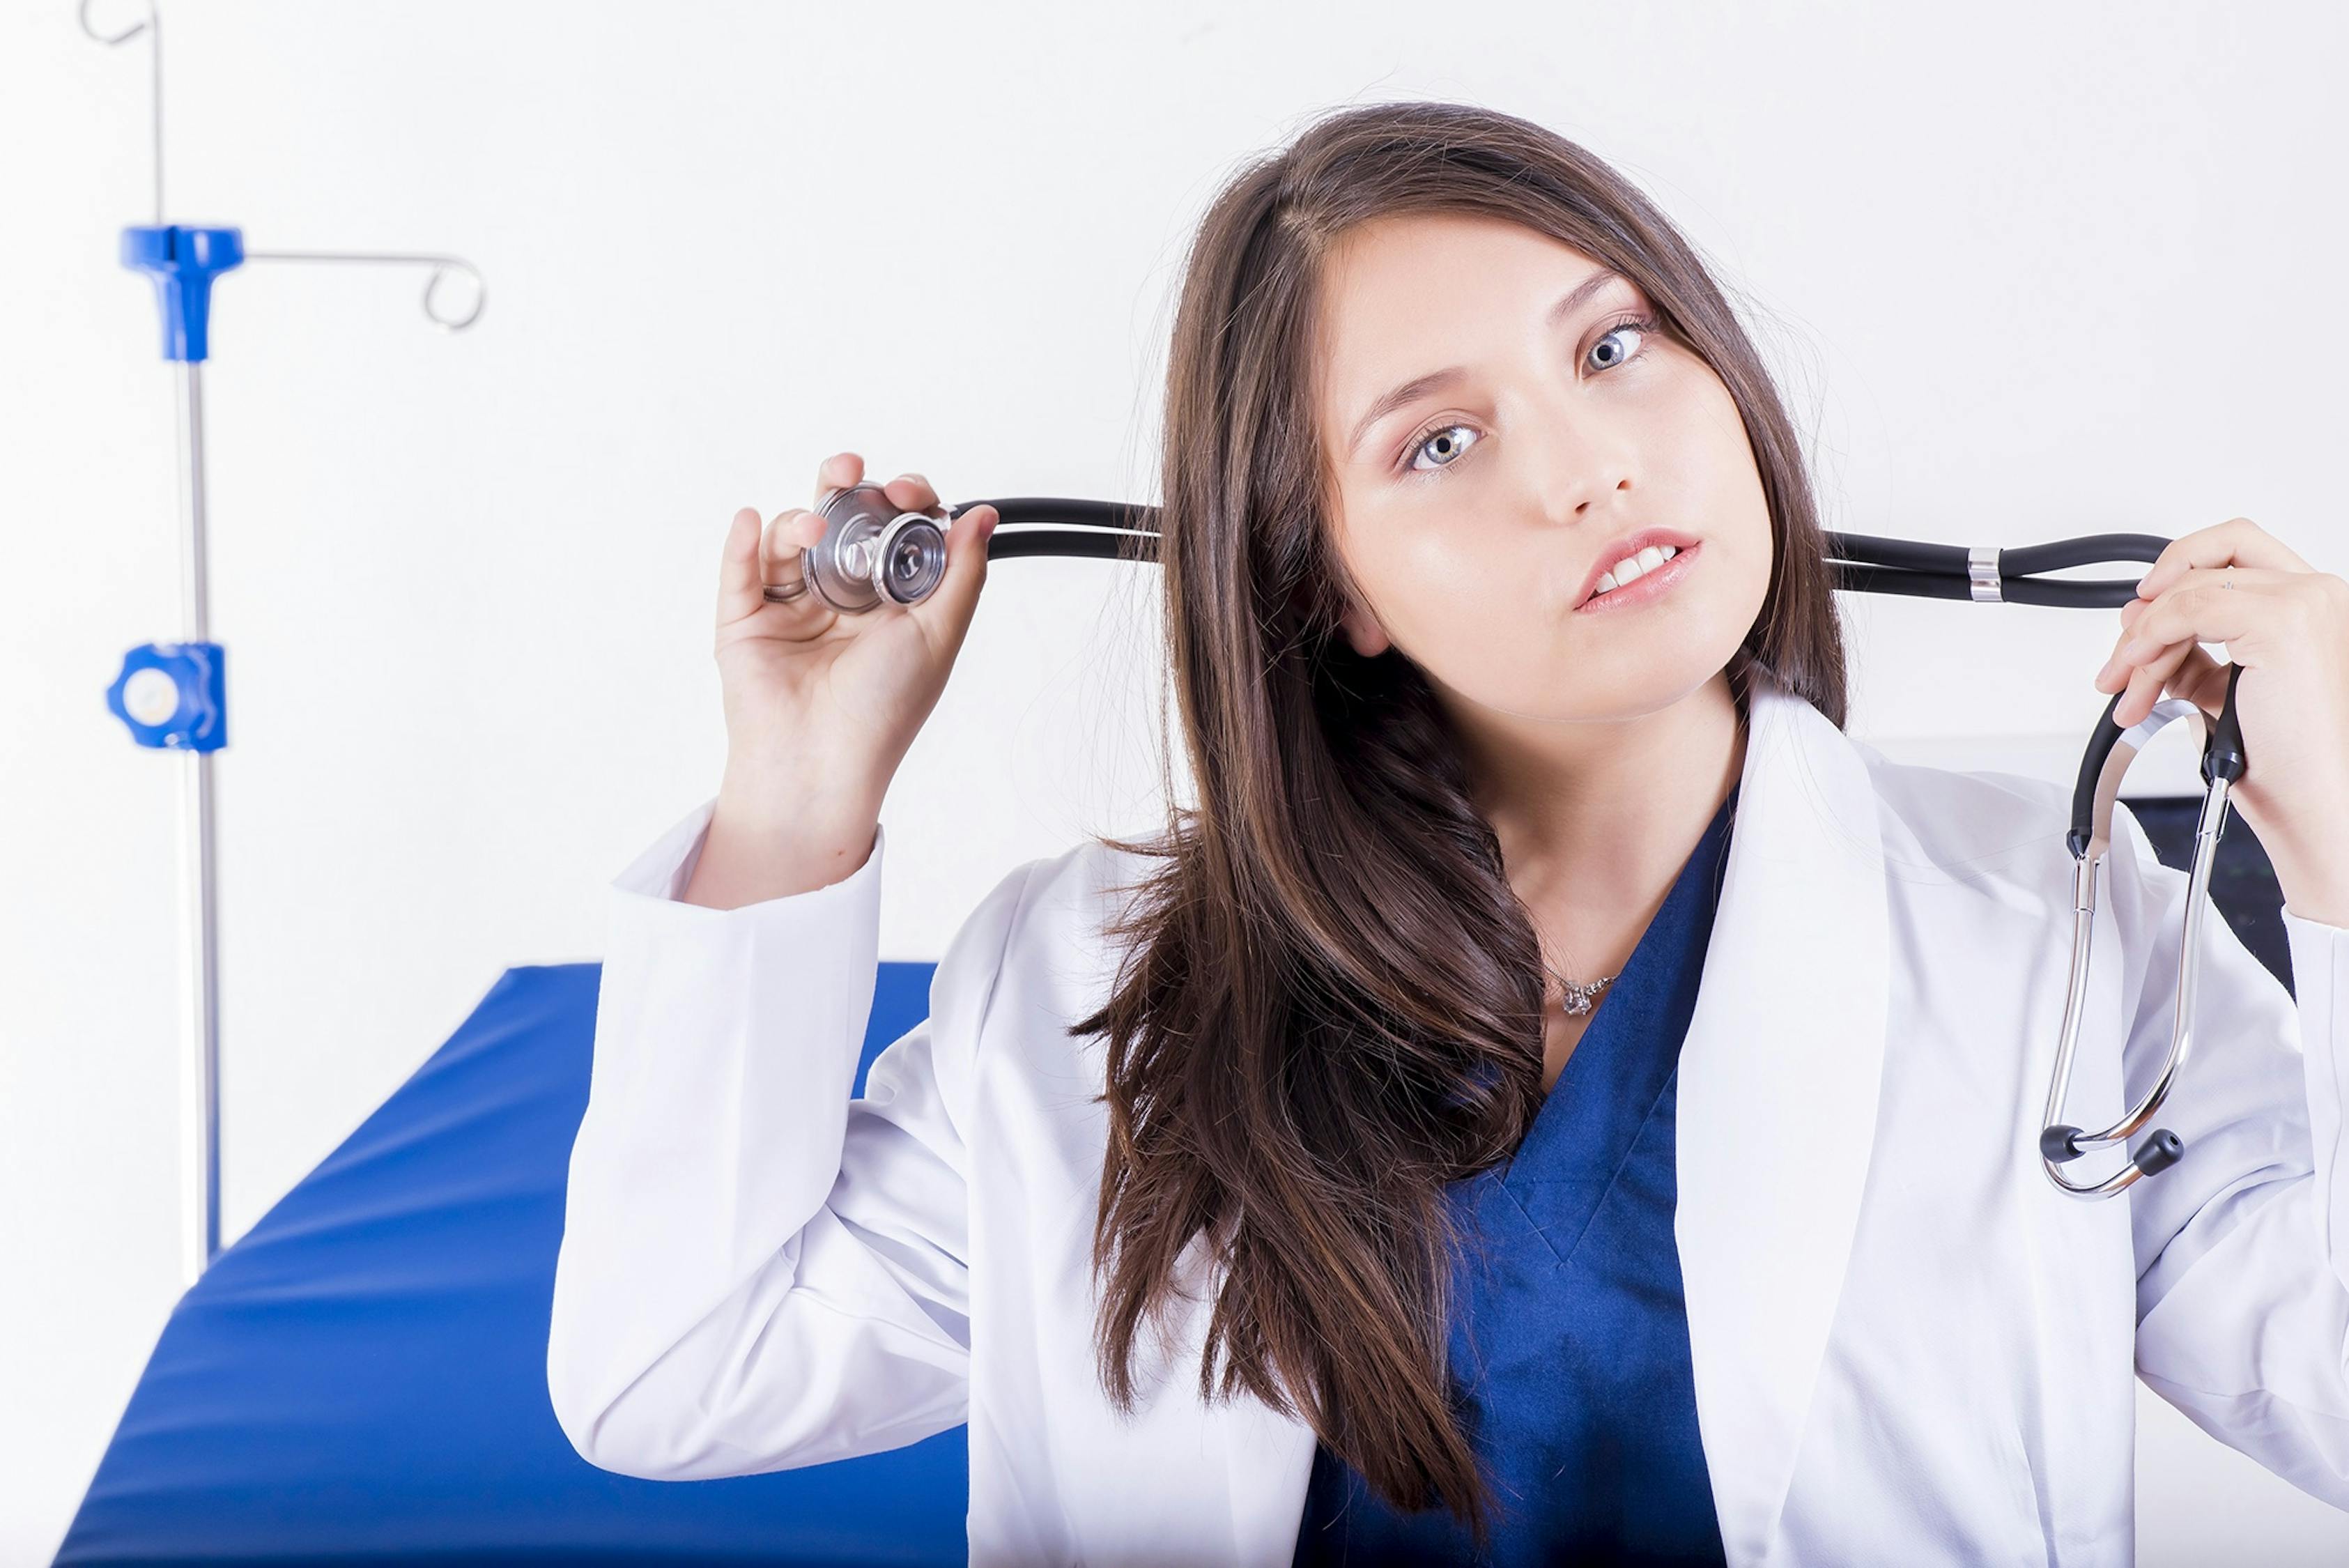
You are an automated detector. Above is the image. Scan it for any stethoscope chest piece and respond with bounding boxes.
[794,482,950,613]
[2041,662,2249,1200]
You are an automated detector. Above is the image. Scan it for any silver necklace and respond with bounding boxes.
[1545,962,1617,1018]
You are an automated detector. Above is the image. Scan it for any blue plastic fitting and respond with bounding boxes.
[119,226,245,363]
[107,642,229,751]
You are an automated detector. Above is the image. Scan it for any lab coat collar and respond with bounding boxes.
[1202,672,1891,1567]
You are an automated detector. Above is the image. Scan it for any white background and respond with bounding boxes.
[4,0,2347,1562]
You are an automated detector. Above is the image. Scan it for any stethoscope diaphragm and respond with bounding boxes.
[764,481,949,613]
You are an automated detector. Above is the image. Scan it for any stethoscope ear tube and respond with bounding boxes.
[2043,663,2248,1199]
[924,506,2175,607]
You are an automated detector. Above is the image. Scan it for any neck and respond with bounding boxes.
[1456,670,1748,922]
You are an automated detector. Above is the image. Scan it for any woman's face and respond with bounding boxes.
[1314,211,1773,723]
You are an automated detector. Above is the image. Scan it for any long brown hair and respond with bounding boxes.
[1068,98,1850,1546]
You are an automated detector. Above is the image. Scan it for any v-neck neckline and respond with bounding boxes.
[1498,783,1739,1195]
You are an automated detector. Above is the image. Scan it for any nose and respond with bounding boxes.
[1522,392,1636,529]
[1537,464,1636,534]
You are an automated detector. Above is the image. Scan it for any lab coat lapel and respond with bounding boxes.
[1674,676,1890,1565]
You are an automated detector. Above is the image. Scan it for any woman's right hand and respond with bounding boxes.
[696,452,998,895]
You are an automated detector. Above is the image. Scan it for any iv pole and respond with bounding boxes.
[83,0,488,1289]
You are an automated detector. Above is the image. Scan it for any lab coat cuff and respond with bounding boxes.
[608,794,888,914]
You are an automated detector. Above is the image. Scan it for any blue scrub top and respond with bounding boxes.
[1292,785,1739,1567]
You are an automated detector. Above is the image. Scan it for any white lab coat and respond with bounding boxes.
[548,673,2349,1566]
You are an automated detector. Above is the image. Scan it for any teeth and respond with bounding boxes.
[1592,543,1679,597]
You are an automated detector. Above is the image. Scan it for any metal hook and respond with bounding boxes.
[80,1,486,332]
[240,250,488,331]
[79,0,164,225]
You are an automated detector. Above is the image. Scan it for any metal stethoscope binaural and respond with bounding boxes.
[769,482,2251,1201]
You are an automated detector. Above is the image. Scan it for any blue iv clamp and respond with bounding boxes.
[107,639,227,751]
[108,224,242,753]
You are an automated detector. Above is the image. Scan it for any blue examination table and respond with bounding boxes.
[55,958,967,1566]
[51,797,2294,1565]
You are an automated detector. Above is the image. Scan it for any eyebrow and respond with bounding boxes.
[1343,266,1629,461]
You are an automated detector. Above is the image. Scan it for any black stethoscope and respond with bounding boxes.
[768,482,2250,1201]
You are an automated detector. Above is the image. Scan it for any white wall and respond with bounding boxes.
[3,0,2345,1561]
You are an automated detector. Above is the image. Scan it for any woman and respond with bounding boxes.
[547,100,2349,1565]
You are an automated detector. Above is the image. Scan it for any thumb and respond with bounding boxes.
[925,503,999,634]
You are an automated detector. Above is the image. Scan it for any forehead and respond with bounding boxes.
[1315,213,1612,392]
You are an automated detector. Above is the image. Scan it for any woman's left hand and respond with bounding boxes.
[2095,516,2349,925]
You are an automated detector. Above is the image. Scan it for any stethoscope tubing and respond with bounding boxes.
[931,498,2249,1202]
[941,499,2171,608]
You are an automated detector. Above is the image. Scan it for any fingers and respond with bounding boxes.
[2098,581,2235,727]
[718,502,835,634]
[718,453,965,635]
[913,501,999,640]
[2112,567,2277,665]
[762,507,824,568]
[882,470,940,515]
[2165,643,2235,724]
[2110,638,2227,730]
[718,506,767,623]
[2134,517,2311,600]
[714,443,861,635]
[804,452,941,529]
[816,449,863,507]
[2107,636,2201,727]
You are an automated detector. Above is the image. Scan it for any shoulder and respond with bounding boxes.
[946,830,1166,999]
[925,833,1166,1092]
[1854,735,2071,827]
[922,834,1160,1082]
[1761,683,2102,899]
[1842,734,2090,898]
[992,832,1165,951]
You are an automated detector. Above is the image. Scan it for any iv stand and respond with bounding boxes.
[84,0,488,1288]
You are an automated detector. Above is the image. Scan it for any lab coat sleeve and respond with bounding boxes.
[546,794,1034,1479]
[2113,799,2349,1506]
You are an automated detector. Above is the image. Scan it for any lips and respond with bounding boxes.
[1573,527,1704,609]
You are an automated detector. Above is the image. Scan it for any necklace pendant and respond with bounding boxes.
[1552,971,1613,1018]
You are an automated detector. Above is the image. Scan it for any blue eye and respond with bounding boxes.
[1403,423,1481,474]
[1585,314,1655,371]
[1399,312,1662,478]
